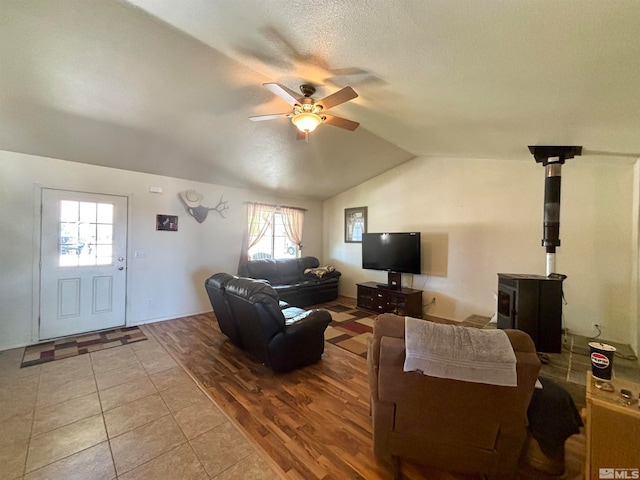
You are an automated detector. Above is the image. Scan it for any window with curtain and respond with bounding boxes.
[241,203,305,262]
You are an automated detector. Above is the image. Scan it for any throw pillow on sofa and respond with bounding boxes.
[304,265,337,279]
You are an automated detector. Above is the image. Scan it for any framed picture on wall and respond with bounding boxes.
[156,214,178,231]
[345,207,367,243]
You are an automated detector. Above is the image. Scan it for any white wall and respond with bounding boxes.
[0,150,322,351]
[323,155,638,347]
[632,161,640,356]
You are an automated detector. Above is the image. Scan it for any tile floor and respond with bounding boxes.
[535,331,640,409]
[3,319,639,480]
[478,316,640,409]
[0,327,280,480]
[563,332,640,382]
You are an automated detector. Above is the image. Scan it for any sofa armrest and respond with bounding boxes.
[284,309,331,335]
[377,336,410,402]
[370,314,405,375]
[268,308,331,372]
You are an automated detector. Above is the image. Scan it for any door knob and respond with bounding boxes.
[118,266,124,271]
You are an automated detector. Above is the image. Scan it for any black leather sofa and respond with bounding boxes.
[204,273,243,347]
[237,256,340,307]
[204,274,332,372]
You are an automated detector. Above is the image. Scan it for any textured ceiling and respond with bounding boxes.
[1,1,639,200]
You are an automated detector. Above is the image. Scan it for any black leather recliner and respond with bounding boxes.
[205,274,332,372]
[204,273,243,347]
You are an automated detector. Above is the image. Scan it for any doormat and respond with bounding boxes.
[21,326,146,368]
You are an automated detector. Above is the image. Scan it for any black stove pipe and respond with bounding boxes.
[528,145,582,275]
[543,163,562,254]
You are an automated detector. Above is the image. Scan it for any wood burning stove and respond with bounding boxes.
[496,146,580,353]
[497,273,564,353]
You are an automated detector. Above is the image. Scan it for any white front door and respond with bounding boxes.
[40,189,128,340]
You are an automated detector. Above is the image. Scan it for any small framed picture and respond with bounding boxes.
[156,214,178,231]
[345,207,367,243]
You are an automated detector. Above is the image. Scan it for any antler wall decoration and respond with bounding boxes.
[210,195,229,218]
[178,190,229,223]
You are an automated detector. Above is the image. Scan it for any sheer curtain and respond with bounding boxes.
[280,206,305,252]
[237,202,277,273]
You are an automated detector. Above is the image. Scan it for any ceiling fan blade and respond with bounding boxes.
[263,83,302,105]
[323,114,360,131]
[249,113,290,121]
[296,129,307,141]
[317,86,358,110]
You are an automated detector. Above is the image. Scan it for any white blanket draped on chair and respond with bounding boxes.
[403,316,518,387]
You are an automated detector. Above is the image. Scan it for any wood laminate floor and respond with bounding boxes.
[146,307,586,480]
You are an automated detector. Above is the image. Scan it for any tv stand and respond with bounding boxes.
[357,282,423,317]
[373,271,402,290]
[387,271,402,290]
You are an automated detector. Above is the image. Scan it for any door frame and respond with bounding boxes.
[31,184,132,344]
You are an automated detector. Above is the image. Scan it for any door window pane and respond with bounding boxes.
[79,202,97,223]
[79,223,96,243]
[59,200,115,267]
[96,245,113,265]
[60,201,78,222]
[97,203,113,223]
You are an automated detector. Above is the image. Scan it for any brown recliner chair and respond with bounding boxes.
[368,314,541,480]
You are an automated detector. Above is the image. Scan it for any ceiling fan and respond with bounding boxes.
[249,83,360,140]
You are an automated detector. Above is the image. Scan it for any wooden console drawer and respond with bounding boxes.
[356,282,422,317]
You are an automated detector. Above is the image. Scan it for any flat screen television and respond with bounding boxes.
[362,232,421,275]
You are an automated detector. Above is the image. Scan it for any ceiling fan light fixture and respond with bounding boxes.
[291,112,322,133]
[251,83,358,138]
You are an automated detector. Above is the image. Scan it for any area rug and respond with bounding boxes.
[21,326,146,368]
[321,300,492,359]
[322,301,378,358]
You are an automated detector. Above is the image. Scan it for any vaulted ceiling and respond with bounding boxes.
[1,1,639,200]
